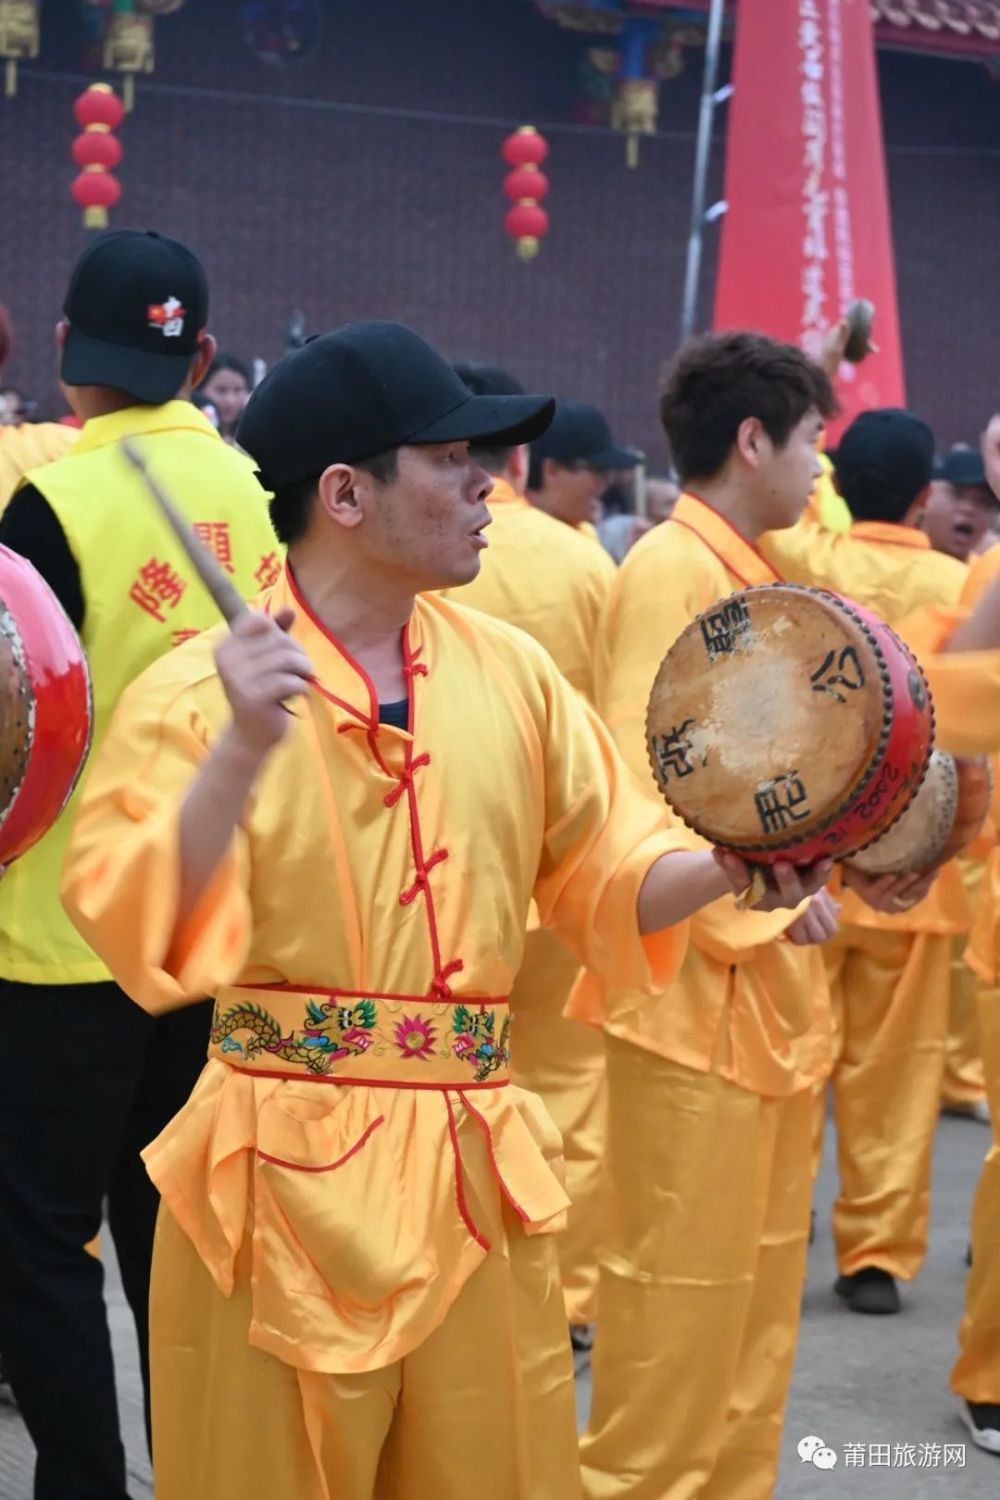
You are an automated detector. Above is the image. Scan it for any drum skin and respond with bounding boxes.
[645,584,934,866]
[0,545,92,865]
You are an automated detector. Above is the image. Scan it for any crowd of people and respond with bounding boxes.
[0,226,999,1500]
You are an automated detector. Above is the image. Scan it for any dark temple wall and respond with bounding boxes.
[1,0,997,467]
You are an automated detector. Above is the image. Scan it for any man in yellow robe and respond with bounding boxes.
[763,408,973,1316]
[61,322,826,1500]
[442,363,616,1339]
[572,331,879,1500]
[527,399,637,544]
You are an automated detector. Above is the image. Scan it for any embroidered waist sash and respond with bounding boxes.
[209,984,512,1088]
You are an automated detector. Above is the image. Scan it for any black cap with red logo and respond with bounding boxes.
[61,229,208,404]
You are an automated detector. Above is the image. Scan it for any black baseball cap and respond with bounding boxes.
[834,408,934,506]
[237,322,555,491]
[530,399,639,471]
[453,361,525,398]
[62,230,208,403]
[935,445,991,491]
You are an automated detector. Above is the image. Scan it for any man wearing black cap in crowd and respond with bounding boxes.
[442,361,616,1349]
[527,398,638,538]
[0,230,275,1500]
[918,443,1000,563]
[764,408,972,1316]
[59,319,825,1500]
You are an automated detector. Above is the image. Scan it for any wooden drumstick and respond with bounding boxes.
[120,439,248,625]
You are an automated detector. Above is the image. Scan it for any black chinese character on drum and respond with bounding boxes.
[700,600,753,662]
[652,720,701,781]
[810,646,865,704]
[754,772,811,835]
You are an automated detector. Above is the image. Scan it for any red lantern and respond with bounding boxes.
[500,126,551,262]
[503,166,549,203]
[71,85,125,230]
[74,85,126,132]
[72,132,123,170]
[501,126,549,168]
[71,168,123,228]
[505,202,549,240]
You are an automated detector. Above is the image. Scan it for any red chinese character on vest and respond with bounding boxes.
[193,521,235,574]
[129,558,187,622]
[255,551,281,589]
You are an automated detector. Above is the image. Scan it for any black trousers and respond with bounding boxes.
[0,979,212,1500]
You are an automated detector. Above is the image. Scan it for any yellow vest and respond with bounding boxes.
[0,400,279,984]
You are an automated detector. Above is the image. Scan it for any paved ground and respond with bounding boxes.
[0,1111,994,1498]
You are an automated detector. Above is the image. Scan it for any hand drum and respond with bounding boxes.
[848,751,992,876]
[645,584,934,865]
[0,545,92,865]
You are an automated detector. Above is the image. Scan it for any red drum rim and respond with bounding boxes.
[0,546,93,865]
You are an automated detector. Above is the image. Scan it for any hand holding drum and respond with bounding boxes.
[643,584,969,888]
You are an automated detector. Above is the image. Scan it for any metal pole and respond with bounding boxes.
[679,0,727,342]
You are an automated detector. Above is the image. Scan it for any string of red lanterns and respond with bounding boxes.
[501,126,550,261]
[70,83,125,230]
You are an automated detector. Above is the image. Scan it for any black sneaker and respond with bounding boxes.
[960,1400,1000,1455]
[834,1267,901,1315]
[570,1323,595,1353]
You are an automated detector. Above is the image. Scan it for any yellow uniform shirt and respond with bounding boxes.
[761,516,968,627]
[0,400,278,983]
[62,571,691,1374]
[569,492,831,1097]
[0,421,77,513]
[440,475,615,701]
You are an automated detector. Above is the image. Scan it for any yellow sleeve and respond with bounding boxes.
[61,670,252,1014]
[897,606,1000,755]
[962,545,1000,609]
[529,646,691,993]
[758,512,833,588]
[0,424,78,514]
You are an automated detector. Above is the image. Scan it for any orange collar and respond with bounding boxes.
[668,493,782,587]
[849,521,931,551]
[266,564,428,735]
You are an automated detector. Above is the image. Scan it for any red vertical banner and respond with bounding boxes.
[713,0,905,434]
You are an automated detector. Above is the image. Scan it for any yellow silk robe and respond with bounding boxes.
[761,515,968,624]
[570,492,830,1095]
[0,421,77,513]
[442,473,616,1325]
[62,567,690,1378]
[441,475,615,700]
[575,493,829,1500]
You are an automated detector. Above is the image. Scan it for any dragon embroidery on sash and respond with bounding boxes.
[210,998,377,1076]
[452,1004,511,1082]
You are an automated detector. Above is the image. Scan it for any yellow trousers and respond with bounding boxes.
[150,1194,581,1499]
[580,1036,814,1500]
[952,983,1000,1402]
[824,926,953,1279]
[942,935,987,1108]
[511,928,606,1325]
